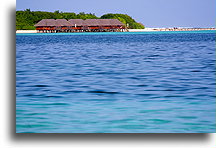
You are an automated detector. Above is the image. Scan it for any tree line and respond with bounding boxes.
[16,9,145,30]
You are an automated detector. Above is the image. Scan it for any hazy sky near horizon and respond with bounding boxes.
[16,0,215,28]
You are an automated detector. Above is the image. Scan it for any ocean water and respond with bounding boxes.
[16,31,216,133]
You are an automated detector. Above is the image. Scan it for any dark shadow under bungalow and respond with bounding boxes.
[34,19,127,33]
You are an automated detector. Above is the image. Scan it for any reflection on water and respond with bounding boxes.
[16,31,216,133]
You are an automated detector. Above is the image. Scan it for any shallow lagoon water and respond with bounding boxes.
[16,31,215,133]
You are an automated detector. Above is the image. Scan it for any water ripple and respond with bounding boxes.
[16,32,216,133]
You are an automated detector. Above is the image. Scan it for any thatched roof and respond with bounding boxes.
[35,19,125,27]
[34,19,71,27]
[34,19,56,26]
[68,19,84,26]
[99,19,114,26]
[83,19,124,26]
[109,19,125,26]
[84,19,100,26]
[55,19,71,26]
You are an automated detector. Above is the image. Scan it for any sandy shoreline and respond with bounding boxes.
[16,29,153,33]
[16,28,215,33]
[129,28,216,32]
[16,30,37,33]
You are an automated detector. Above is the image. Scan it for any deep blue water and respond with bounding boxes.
[16,31,216,133]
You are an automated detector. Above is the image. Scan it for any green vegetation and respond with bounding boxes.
[16,9,145,30]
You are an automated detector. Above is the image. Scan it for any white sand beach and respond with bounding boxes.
[128,28,216,32]
[16,30,37,33]
[16,29,157,33]
[16,28,215,34]
[128,28,158,32]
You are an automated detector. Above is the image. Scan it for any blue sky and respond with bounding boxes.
[16,0,215,28]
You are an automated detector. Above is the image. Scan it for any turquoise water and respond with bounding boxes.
[16,30,215,36]
[16,31,216,133]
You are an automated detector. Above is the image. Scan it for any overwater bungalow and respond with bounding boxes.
[34,19,56,33]
[83,19,125,32]
[34,19,126,33]
[55,19,72,32]
[68,19,85,31]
